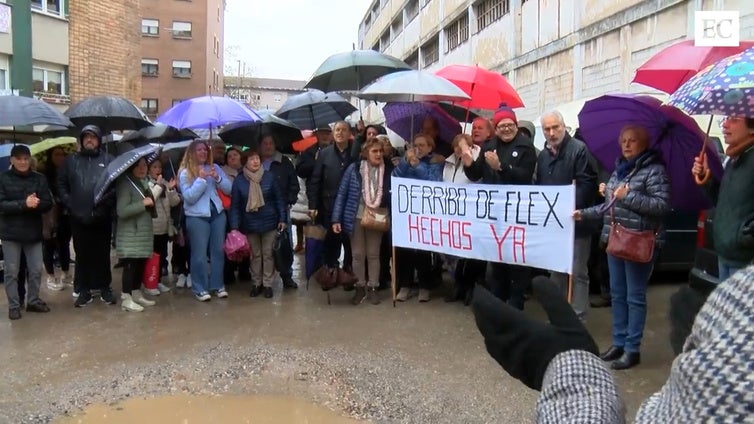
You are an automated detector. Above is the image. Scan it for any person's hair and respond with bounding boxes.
[413,133,435,149]
[360,137,384,160]
[44,146,66,178]
[619,124,650,148]
[225,146,242,163]
[333,121,350,131]
[179,140,212,183]
[365,124,387,136]
[746,117,754,130]
[241,148,260,167]
[452,133,472,150]
[540,110,566,126]
[472,117,494,132]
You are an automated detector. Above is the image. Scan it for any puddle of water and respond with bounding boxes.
[54,394,366,424]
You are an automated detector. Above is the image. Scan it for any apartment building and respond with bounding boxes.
[357,0,754,120]
[0,0,70,111]
[223,76,306,111]
[140,0,226,118]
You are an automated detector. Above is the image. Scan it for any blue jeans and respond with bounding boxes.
[607,253,657,353]
[186,211,226,295]
[717,257,741,282]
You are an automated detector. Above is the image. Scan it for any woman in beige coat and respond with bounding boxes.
[146,160,181,295]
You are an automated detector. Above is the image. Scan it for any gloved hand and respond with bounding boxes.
[472,276,599,391]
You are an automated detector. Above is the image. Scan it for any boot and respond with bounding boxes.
[600,346,624,361]
[351,286,366,305]
[444,285,465,303]
[611,352,641,370]
[366,287,380,305]
[133,290,156,307]
[120,293,144,312]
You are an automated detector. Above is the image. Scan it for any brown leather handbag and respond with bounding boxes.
[606,207,656,264]
[360,207,390,232]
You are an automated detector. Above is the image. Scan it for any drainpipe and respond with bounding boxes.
[10,0,33,97]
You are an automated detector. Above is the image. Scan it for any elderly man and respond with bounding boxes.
[58,125,117,307]
[536,110,598,321]
[471,117,494,146]
[0,145,54,320]
[462,104,537,309]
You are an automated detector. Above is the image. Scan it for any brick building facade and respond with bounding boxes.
[68,0,142,104]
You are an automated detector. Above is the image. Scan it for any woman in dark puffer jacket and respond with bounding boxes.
[574,124,671,370]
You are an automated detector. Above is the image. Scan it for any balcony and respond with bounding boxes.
[34,91,70,105]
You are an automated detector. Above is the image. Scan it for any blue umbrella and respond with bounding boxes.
[0,143,31,170]
[93,144,162,204]
[669,46,754,116]
[156,95,262,131]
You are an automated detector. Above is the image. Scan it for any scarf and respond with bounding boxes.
[242,166,265,212]
[360,160,384,209]
[615,150,652,180]
[725,139,754,159]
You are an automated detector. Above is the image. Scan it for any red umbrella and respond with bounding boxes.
[632,39,754,93]
[293,135,317,152]
[435,64,524,110]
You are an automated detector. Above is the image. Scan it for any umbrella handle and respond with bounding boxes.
[695,116,713,186]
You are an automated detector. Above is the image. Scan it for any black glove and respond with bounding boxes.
[472,276,599,391]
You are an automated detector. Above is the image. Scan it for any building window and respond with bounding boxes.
[141,19,159,35]
[172,60,192,78]
[172,21,192,38]
[405,0,419,22]
[172,99,183,107]
[421,0,431,8]
[371,42,380,52]
[445,14,469,53]
[380,29,390,52]
[31,0,64,17]
[404,50,419,69]
[32,68,64,94]
[475,0,509,32]
[141,59,159,76]
[141,99,158,115]
[0,69,7,91]
[390,14,403,41]
[421,36,439,68]
[274,94,282,102]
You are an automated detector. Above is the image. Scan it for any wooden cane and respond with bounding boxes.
[694,116,713,185]
[567,274,574,304]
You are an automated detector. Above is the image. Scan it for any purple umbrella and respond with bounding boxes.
[156,95,261,130]
[383,102,461,146]
[578,94,724,212]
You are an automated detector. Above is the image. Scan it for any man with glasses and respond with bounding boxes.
[461,103,537,309]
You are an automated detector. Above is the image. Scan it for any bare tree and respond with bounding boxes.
[223,45,259,108]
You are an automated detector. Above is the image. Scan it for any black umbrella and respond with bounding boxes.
[218,110,302,154]
[275,90,356,130]
[0,95,74,128]
[93,143,162,204]
[437,102,483,123]
[66,96,152,132]
[304,50,412,93]
[120,123,198,148]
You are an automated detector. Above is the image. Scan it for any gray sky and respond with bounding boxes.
[224,0,372,81]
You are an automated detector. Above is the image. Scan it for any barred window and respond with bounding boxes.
[404,51,419,69]
[380,29,390,52]
[444,14,469,53]
[391,14,403,40]
[421,36,439,68]
[475,0,509,33]
[406,0,419,22]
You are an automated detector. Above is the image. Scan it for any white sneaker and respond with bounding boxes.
[46,275,64,291]
[133,291,156,307]
[158,282,171,293]
[61,271,73,285]
[216,288,228,298]
[144,287,161,296]
[195,291,211,302]
[72,291,79,298]
[186,275,193,288]
[120,293,144,312]
[176,274,186,288]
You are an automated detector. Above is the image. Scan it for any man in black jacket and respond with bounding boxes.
[536,111,598,321]
[57,125,117,307]
[462,104,537,309]
[296,127,332,180]
[0,145,54,320]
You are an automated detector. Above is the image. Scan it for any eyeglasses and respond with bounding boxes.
[496,124,516,130]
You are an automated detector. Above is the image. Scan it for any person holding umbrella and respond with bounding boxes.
[41,146,73,291]
[0,145,54,320]
[57,125,117,307]
[178,140,232,302]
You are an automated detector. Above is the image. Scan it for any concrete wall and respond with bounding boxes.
[357,0,754,121]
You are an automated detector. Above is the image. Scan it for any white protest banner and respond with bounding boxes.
[390,177,575,274]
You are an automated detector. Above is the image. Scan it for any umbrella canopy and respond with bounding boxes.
[93,144,162,204]
[437,102,482,123]
[357,70,471,103]
[275,90,356,130]
[218,110,302,154]
[156,95,261,131]
[633,40,754,94]
[304,49,412,92]
[435,64,524,109]
[120,123,198,148]
[65,96,152,132]
[29,136,77,155]
[669,47,754,117]
[578,94,724,212]
[383,102,462,145]
[0,96,74,128]
[293,135,318,153]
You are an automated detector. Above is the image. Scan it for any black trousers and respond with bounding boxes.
[395,247,433,290]
[454,258,487,290]
[153,234,170,272]
[319,215,352,270]
[42,214,71,275]
[71,219,112,293]
[121,258,147,294]
[488,263,531,310]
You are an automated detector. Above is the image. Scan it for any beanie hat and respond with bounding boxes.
[492,103,517,127]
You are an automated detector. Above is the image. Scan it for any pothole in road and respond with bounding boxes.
[53,394,367,423]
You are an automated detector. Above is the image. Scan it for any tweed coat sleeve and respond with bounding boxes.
[536,350,626,423]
